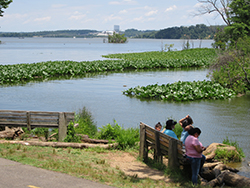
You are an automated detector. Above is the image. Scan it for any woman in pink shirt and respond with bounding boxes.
[185,127,206,185]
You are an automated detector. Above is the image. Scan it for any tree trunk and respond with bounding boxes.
[0,140,118,149]
[0,127,24,139]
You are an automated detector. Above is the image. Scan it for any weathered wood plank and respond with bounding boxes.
[168,138,179,168]
[0,122,27,127]
[0,115,27,121]
[0,110,27,113]
[139,122,147,161]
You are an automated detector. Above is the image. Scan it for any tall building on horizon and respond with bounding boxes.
[114,25,120,33]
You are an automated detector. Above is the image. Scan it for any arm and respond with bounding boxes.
[194,145,203,153]
[179,115,189,126]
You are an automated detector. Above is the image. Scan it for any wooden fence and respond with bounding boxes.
[139,122,186,169]
[0,110,74,142]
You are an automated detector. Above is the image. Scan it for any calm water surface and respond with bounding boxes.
[0,38,249,175]
[0,37,213,65]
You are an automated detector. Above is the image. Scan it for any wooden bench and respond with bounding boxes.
[139,122,188,169]
[0,110,74,142]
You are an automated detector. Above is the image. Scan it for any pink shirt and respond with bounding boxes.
[185,135,203,158]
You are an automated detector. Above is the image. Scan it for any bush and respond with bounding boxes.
[74,107,97,138]
[31,128,49,140]
[210,37,250,94]
[64,122,81,143]
[97,120,122,140]
[116,127,140,150]
[97,120,140,149]
[173,124,183,139]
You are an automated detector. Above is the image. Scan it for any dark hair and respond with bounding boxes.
[188,127,201,136]
[155,122,162,129]
[182,119,189,128]
[182,116,193,128]
[186,116,193,125]
[165,119,177,130]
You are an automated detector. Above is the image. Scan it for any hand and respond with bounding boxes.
[202,146,206,151]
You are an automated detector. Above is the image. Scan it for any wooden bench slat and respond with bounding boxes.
[0,117,27,121]
[0,122,27,126]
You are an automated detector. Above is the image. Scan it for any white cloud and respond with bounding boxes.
[194,2,203,8]
[5,13,28,19]
[34,16,51,22]
[69,11,86,20]
[132,16,143,21]
[69,15,86,20]
[104,14,122,22]
[165,5,177,12]
[145,10,158,16]
[119,9,128,14]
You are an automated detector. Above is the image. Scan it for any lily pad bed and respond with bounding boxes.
[0,48,217,85]
[123,80,236,101]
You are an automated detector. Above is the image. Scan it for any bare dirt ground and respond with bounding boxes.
[103,151,172,183]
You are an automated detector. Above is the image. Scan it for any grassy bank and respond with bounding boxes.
[0,143,195,188]
[0,108,244,187]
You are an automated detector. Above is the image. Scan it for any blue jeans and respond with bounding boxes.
[186,156,201,185]
[200,154,206,174]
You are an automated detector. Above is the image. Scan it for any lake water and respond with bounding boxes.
[0,37,249,175]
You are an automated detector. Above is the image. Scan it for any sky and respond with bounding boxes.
[0,0,226,32]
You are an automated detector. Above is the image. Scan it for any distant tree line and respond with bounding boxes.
[0,24,224,39]
[123,29,156,38]
[132,24,225,39]
[0,29,99,38]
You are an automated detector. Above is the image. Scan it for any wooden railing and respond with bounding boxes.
[0,110,74,142]
[139,122,186,168]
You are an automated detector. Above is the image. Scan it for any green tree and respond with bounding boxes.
[0,0,12,17]
[212,27,230,49]
[108,32,127,43]
[225,0,250,43]
[210,36,250,93]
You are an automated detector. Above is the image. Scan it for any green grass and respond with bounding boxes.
[214,137,245,163]
[0,143,182,188]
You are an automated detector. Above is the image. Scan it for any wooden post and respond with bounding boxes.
[154,131,162,163]
[26,111,31,131]
[58,112,67,142]
[168,138,179,169]
[139,122,146,161]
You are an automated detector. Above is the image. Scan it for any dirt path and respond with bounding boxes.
[103,151,172,182]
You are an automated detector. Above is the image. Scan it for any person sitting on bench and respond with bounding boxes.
[162,119,178,140]
[154,122,162,131]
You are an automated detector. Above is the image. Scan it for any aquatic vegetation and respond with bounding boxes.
[0,48,217,85]
[123,80,236,101]
[103,48,217,68]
